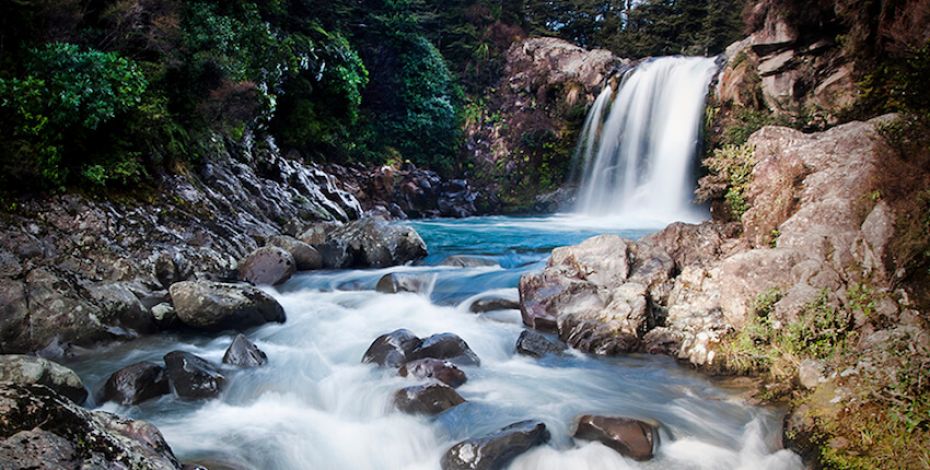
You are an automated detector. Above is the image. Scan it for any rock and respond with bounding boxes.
[0,383,181,469]
[515,330,566,358]
[222,334,268,367]
[163,351,227,400]
[101,362,170,405]
[393,383,465,415]
[798,359,826,390]
[88,282,158,335]
[470,297,519,313]
[297,221,342,246]
[151,302,177,327]
[440,255,498,268]
[0,355,87,404]
[267,235,322,271]
[573,415,658,461]
[407,333,481,366]
[169,281,286,332]
[315,217,427,269]
[237,246,296,286]
[441,420,550,470]
[376,272,431,294]
[361,329,422,368]
[399,358,467,388]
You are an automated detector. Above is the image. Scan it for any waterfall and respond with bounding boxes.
[574,56,720,225]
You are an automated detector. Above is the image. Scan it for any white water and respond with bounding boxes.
[575,57,720,225]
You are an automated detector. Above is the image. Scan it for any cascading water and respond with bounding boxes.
[575,56,720,225]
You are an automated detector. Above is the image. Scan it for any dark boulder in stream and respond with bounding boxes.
[169,281,285,332]
[441,420,550,470]
[469,297,519,313]
[573,415,659,461]
[101,361,170,405]
[362,329,422,368]
[163,351,227,400]
[407,333,481,367]
[222,334,268,367]
[399,358,467,388]
[394,383,465,415]
[237,246,296,286]
[515,330,567,358]
[376,272,431,294]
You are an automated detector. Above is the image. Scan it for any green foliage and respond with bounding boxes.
[705,143,755,218]
[784,290,852,360]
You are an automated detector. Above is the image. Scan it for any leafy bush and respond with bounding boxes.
[704,143,756,218]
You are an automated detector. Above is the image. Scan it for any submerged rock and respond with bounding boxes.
[399,358,467,388]
[393,383,465,415]
[169,281,285,332]
[375,272,431,294]
[407,333,481,367]
[362,329,422,368]
[469,297,519,313]
[314,217,427,269]
[0,355,87,404]
[0,383,181,469]
[573,415,658,461]
[163,351,227,400]
[237,246,296,286]
[222,334,268,367]
[515,330,566,358]
[101,361,170,405]
[441,420,550,470]
[439,255,499,268]
[267,235,322,271]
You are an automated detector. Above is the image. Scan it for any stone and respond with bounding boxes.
[163,351,227,400]
[88,282,157,335]
[222,334,268,367]
[393,383,465,415]
[376,272,430,294]
[399,358,467,388]
[151,303,177,327]
[441,420,550,470]
[169,281,286,332]
[237,246,296,286]
[798,359,826,390]
[315,217,427,269]
[439,255,499,268]
[101,361,170,405]
[0,429,79,469]
[515,330,566,358]
[297,221,342,246]
[361,329,422,368]
[470,297,519,313]
[0,355,87,404]
[573,415,658,461]
[407,333,481,367]
[267,235,322,271]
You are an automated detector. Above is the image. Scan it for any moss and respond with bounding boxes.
[704,142,756,219]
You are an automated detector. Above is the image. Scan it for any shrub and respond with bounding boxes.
[704,142,756,218]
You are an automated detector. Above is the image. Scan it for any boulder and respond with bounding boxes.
[407,333,481,367]
[237,246,296,286]
[441,420,550,470]
[361,329,422,368]
[399,358,467,388]
[267,235,322,271]
[573,415,658,461]
[222,334,268,367]
[163,351,226,400]
[101,361,170,405]
[376,273,430,294]
[0,355,87,404]
[439,255,499,268]
[314,217,427,269]
[169,281,286,332]
[393,383,465,415]
[297,221,342,246]
[470,297,519,313]
[515,330,566,358]
[0,383,181,469]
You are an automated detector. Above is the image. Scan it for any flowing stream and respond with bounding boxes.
[67,215,801,470]
[575,57,720,225]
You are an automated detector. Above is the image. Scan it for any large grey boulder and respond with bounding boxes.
[314,217,427,269]
[0,383,181,469]
[237,246,296,286]
[267,235,322,271]
[0,355,87,404]
[169,281,285,332]
[441,420,550,470]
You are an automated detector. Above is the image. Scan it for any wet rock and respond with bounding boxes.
[315,217,427,269]
[376,272,430,294]
[470,297,519,313]
[399,358,467,388]
[440,255,498,268]
[362,329,423,368]
[408,333,481,367]
[267,235,322,271]
[237,246,296,286]
[441,420,550,470]
[0,383,182,469]
[169,281,286,332]
[573,415,658,461]
[88,282,158,335]
[101,361,170,405]
[163,351,227,400]
[297,221,342,246]
[222,334,268,367]
[515,330,566,358]
[393,383,465,415]
[0,355,87,404]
